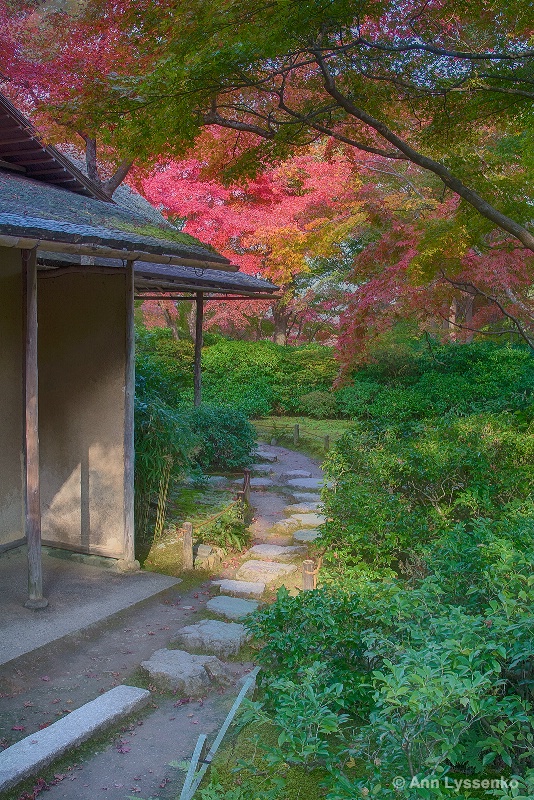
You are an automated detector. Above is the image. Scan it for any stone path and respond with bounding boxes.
[1,441,324,800]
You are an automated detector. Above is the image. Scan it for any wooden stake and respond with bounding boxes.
[123,259,136,564]
[323,435,330,452]
[183,521,194,570]
[194,292,204,407]
[293,424,300,446]
[22,248,47,609]
[243,469,251,505]
[302,560,316,591]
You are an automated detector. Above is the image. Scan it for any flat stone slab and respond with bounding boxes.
[206,595,259,620]
[284,502,322,514]
[251,464,273,475]
[236,559,297,584]
[212,579,265,598]
[290,492,322,503]
[281,469,313,479]
[289,512,327,527]
[0,685,150,793]
[247,544,307,562]
[249,477,275,489]
[293,528,321,543]
[266,518,302,536]
[141,649,232,696]
[254,449,278,463]
[172,619,251,657]
[286,478,325,490]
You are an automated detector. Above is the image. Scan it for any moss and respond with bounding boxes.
[113,220,219,253]
[198,721,328,799]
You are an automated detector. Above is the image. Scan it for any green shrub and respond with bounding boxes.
[197,500,252,551]
[299,390,338,418]
[188,405,256,471]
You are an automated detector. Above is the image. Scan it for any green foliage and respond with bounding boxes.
[320,411,534,576]
[299,390,338,419]
[201,339,337,417]
[197,500,251,551]
[187,405,256,471]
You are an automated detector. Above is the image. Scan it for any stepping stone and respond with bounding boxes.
[266,518,302,536]
[287,477,324,490]
[290,492,322,503]
[0,685,150,793]
[141,649,232,696]
[206,595,259,620]
[236,559,297,584]
[212,579,265,598]
[247,544,307,562]
[249,477,274,489]
[284,502,322,514]
[206,475,229,487]
[173,619,250,657]
[251,464,273,476]
[255,449,278,463]
[289,513,327,527]
[281,469,313,479]
[293,528,321,543]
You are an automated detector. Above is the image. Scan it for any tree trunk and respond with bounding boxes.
[272,302,289,345]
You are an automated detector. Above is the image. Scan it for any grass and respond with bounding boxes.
[253,416,353,460]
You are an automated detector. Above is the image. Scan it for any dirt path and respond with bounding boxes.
[0,443,323,800]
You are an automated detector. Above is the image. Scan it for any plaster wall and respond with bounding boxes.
[38,272,127,558]
[0,248,24,550]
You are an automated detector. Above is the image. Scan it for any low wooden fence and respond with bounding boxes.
[254,420,331,452]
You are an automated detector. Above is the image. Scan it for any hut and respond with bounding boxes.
[0,95,277,607]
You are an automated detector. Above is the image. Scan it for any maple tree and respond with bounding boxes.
[0,0,137,196]
[50,0,534,248]
[141,145,366,344]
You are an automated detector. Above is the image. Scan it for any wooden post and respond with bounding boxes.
[323,435,330,452]
[243,469,251,505]
[183,521,194,570]
[293,424,299,446]
[123,259,136,566]
[22,248,47,609]
[302,560,315,591]
[194,292,204,407]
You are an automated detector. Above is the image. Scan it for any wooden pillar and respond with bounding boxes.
[194,292,204,408]
[302,560,316,591]
[22,248,47,609]
[123,259,136,565]
[182,521,194,570]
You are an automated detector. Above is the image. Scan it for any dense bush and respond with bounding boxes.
[200,339,338,416]
[246,529,534,796]
[319,410,534,578]
[134,336,256,541]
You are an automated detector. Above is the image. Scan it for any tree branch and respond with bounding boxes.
[312,50,534,253]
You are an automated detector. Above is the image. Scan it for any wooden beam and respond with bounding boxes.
[123,260,136,565]
[0,158,26,173]
[194,292,204,408]
[22,248,48,609]
[135,294,278,301]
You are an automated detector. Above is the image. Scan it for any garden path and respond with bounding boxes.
[1,443,323,800]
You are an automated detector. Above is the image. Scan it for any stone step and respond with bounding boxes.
[236,559,297,584]
[141,649,232,696]
[0,685,150,793]
[250,464,273,476]
[254,449,278,463]
[293,528,321,543]
[172,619,250,657]
[250,477,275,489]
[281,469,313,479]
[288,512,326,527]
[290,492,322,503]
[286,477,325,490]
[206,595,259,620]
[246,544,307,562]
[284,502,322,514]
[212,579,266,598]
